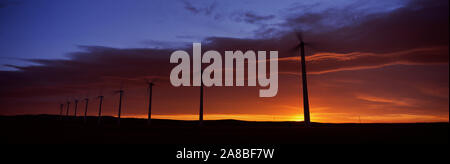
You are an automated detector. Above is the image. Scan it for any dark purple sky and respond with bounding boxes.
[1,0,408,70]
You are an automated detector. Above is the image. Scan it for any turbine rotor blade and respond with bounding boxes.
[296,31,303,42]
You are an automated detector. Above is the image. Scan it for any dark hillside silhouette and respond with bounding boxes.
[1,115,447,144]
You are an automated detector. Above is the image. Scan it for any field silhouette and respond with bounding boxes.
[1,115,447,144]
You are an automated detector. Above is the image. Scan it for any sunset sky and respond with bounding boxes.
[0,0,448,123]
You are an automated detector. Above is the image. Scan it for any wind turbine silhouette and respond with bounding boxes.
[97,95,104,125]
[293,32,312,126]
[83,98,89,124]
[65,101,70,117]
[199,69,204,125]
[73,99,79,117]
[146,80,155,125]
[59,103,64,120]
[114,83,124,126]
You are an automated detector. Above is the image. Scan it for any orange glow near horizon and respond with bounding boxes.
[119,113,448,123]
[2,53,448,124]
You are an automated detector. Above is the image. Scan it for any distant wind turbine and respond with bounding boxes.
[83,98,89,124]
[97,95,104,125]
[73,99,78,117]
[146,80,155,125]
[115,87,124,126]
[293,32,312,126]
[66,101,70,117]
[199,70,204,125]
[59,103,64,120]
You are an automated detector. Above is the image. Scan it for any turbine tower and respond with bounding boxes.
[73,99,78,117]
[65,101,70,117]
[59,103,64,120]
[83,98,89,124]
[295,32,311,126]
[199,70,204,124]
[147,81,155,125]
[115,89,124,126]
[97,95,104,125]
